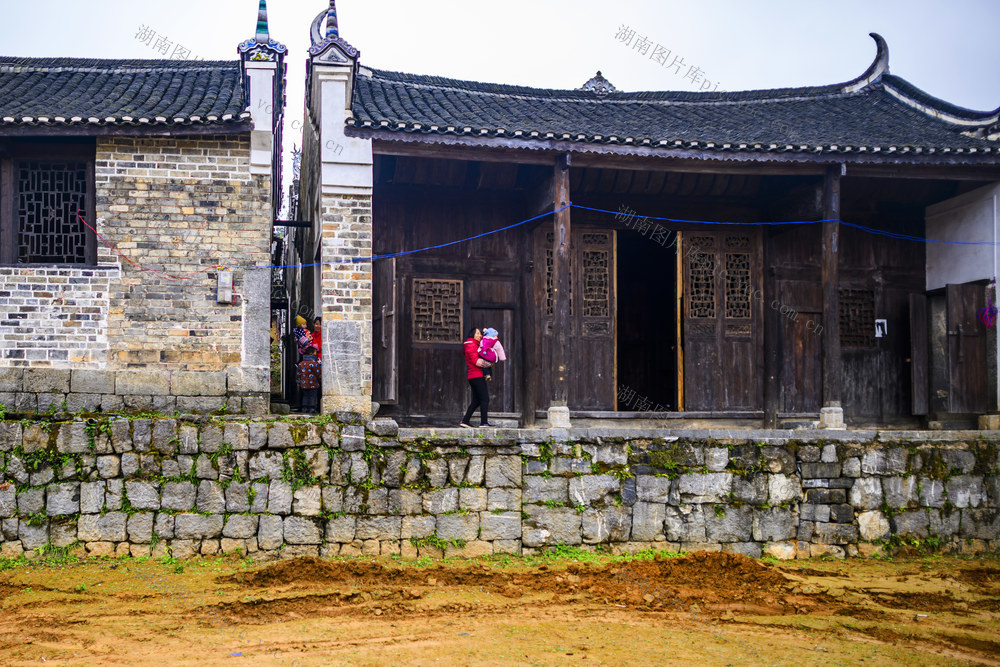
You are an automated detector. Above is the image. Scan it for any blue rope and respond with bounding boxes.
[349,204,571,263]
[228,201,1000,272]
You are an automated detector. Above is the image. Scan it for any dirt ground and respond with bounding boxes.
[0,548,998,666]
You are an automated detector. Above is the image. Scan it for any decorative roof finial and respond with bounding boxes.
[327,0,340,39]
[579,71,617,96]
[254,0,270,43]
[239,0,287,61]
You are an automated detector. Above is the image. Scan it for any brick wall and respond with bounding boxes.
[96,135,270,372]
[0,267,117,368]
[320,193,373,414]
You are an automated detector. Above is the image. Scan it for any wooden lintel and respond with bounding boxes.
[846,165,1000,181]
[358,130,1000,176]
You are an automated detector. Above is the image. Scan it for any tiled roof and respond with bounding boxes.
[350,65,999,158]
[0,58,250,128]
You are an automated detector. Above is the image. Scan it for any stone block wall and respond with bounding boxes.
[0,367,268,417]
[0,135,272,413]
[0,419,997,561]
[319,194,372,415]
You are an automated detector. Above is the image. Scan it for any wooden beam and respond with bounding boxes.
[821,165,843,412]
[358,130,1000,176]
[520,225,537,426]
[846,165,1000,181]
[526,171,556,220]
[551,153,572,409]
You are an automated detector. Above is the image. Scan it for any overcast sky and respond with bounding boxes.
[3,0,998,190]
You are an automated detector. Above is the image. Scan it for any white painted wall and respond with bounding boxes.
[925,182,1000,291]
[925,181,1000,411]
[244,61,278,176]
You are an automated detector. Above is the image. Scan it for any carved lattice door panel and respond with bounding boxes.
[682,231,762,410]
[535,227,615,410]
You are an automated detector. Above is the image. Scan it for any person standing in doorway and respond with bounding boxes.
[296,345,321,414]
[311,317,323,360]
[460,326,492,428]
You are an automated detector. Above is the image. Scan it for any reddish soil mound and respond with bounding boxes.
[221,557,383,587]
[595,551,801,612]
[221,551,821,616]
[956,568,1000,588]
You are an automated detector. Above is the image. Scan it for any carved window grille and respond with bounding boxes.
[412,279,463,343]
[725,235,751,250]
[583,249,610,317]
[839,289,875,348]
[688,250,716,319]
[544,232,573,317]
[16,160,89,264]
[689,235,715,251]
[725,253,751,319]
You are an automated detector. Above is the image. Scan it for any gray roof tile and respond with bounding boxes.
[0,57,249,127]
[350,67,999,156]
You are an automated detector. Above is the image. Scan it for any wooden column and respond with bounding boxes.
[820,165,844,428]
[549,154,572,426]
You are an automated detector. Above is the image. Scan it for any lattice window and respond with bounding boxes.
[16,160,89,264]
[725,253,751,319]
[544,232,573,317]
[725,235,751,250]
[412,279,462,343]
[688,251,716,319]
[839,289,875,348]
[583,249,609,317]
[689,235,715,251]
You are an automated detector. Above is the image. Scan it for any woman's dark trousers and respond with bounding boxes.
[462,377,490,424]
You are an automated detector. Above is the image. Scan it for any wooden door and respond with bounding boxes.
[778,280,822,414]
[372,258,398,404]
[535,227,615,410]
[946,283,988,413]
[909,293,929,415]
[682,231,762,410]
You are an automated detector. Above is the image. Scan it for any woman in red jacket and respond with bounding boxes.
[460,326,492,427]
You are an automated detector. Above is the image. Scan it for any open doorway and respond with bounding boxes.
[616,230,678,410]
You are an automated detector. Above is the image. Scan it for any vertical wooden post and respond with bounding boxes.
[549,153,572,427]
[820,165,845,428]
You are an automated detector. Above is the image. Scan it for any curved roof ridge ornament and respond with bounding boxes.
[307,7,359,61]
[841,33,889,94]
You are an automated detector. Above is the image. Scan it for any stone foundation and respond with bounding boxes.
[0,367,269,417]
[0,419,997,560]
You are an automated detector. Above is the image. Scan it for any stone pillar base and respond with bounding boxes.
[819,406,845,429]
[548,405,571,428]
[321,394,373,420]
[978,414,1000,430]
